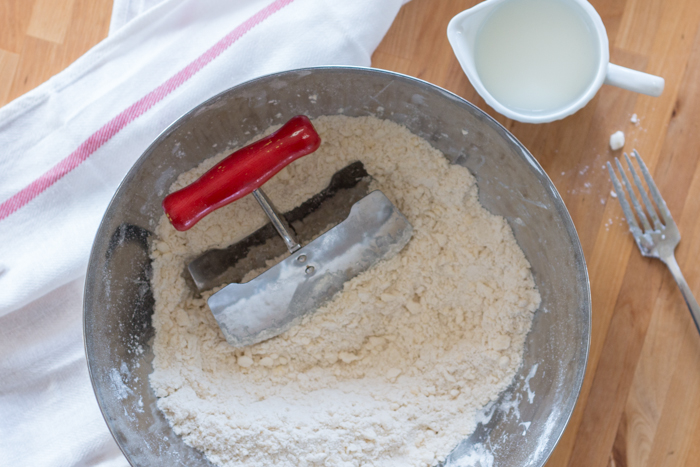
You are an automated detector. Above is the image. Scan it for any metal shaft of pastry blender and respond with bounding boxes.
[252,188,302,254]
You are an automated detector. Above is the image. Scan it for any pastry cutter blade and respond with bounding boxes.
[187,160,373,293]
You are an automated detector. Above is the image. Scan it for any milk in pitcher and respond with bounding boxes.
[474,0,599,115]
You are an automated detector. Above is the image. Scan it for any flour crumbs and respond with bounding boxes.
[149,115,540,467]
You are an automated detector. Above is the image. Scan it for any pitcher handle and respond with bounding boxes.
[605,63,665,97]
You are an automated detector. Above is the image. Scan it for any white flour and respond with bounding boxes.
[149,116,540,467]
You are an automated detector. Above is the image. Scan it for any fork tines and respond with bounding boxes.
[607,149,674,235]
[608,150,700,333]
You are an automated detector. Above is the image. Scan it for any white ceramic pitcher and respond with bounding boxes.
[447,0,665,123]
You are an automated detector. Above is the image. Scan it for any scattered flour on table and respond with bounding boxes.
[149,116,540,467]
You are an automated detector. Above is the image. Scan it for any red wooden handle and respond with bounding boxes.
[163,115,321,231]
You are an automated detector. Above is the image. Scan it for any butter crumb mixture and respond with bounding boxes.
[149,116,540,467]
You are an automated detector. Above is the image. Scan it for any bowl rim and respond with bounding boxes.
[83,64,591,467]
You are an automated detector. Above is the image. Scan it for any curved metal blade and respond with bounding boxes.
[188,161,371,292]
[207,190,413,347]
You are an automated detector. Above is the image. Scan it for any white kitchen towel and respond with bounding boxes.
[0,0,407,465]
[108,0,169,35]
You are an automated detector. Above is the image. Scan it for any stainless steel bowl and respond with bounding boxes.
[84,66,590,466]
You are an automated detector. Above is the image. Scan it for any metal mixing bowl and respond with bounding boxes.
[84,66,590,466]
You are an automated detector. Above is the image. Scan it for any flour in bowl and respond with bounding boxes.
[149,115,540,467]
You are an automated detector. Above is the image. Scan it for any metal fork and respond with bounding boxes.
[607,150,700,334]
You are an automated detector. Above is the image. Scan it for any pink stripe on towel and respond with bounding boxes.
[0,0,295,222]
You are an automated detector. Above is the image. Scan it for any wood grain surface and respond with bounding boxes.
[2,0,700,466]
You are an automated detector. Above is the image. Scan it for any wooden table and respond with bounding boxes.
[3,0,700,465]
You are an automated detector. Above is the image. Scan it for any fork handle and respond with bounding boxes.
[663,253,700,335]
